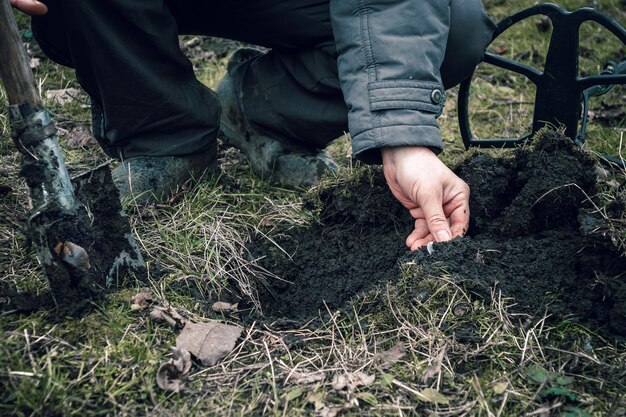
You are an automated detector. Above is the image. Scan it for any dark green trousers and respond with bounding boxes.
[32,0,490,159]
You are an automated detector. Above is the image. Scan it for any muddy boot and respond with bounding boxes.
[111,146,217,204]
[217,48,338,188]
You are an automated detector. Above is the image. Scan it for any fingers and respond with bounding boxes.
[404,198,450,252]
[406,218,433,250]
[409,234,434,251]
[447,197,470,239]
[420,194,452,243]
[406,191,469,251]
[382,145,471,251]
[10,0,48,15]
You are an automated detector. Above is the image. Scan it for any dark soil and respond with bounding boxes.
[252,173,414,319]
[253,132,626,339]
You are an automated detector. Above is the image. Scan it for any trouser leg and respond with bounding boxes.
[171,0,494,150]
[32,0,494,157]
[169,0,348,150]
[31,0,220,159]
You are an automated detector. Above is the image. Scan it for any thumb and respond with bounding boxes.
[421,196,452,243]
[10,0,48,15]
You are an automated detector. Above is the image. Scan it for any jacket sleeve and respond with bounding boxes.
[330,0,451,164]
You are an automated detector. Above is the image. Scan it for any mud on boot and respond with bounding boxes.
[217,48,338,188]
[112,146,217,204]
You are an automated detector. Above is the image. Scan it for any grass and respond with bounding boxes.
[1,2,625,416]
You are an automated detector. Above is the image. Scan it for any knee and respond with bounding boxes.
[441,0,497,89]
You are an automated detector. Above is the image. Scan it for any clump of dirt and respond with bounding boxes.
[252,172,414,319]
[6,166,143,315]
[414,131,625,337]
[253,131,626,339]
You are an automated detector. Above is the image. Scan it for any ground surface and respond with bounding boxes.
[252,171,414,320]
[1,1,625,416]
[253,131,626,340]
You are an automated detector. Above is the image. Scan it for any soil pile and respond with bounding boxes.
[254,132,625,338]
[418,132,625,338]
[253,173,414,319]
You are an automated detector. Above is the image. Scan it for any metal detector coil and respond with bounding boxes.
[458,3,626,162]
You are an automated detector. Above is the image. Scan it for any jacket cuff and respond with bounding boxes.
[369,80,445,115]
[352,124,444,165]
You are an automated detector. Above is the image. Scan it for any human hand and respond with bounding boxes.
[9,0,47,15]
[381,146,470,251]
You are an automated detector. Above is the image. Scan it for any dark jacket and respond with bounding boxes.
[331,0,495,163]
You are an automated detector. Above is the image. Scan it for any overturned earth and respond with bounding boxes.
[249,131,626,339]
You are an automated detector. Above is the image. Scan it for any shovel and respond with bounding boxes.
[0,0,143,312]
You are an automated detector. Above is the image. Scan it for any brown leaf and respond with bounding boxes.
[331,372,375,391]
[45,88,82,105]
[453,303,470,317]
[149,306,185,328]
[180,37,201,51]
[53,241,91,271]
[65,126,97,148]
[289,371,326,385]
[319,406,348,417]
[131,291,155,311]
[156,348,192,392]
[211,301,238,313]
[53,242,63,256]
[422,344,447,384]
[176,321,242,366]
[373,342,406,370]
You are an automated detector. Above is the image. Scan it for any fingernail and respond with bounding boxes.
[436,230,451,242]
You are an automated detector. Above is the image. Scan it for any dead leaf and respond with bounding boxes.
[417,388,450,405]
[332,372,375,391]
[289,371,326,385]
[493,381,508,395]
[53,241,91,271]
[181,37,201,50]
[131,291,155,311]
[453,303,470,317]
[373,342,406,370]
[331,374,348,390]
[596,165,612,180]
[283,387,304,402]
[211,301,238,313]
[156,348,192,392]
[149,306,185,328]
[46,88,82,105]
[30,57,40,69]
[65,126,97,148]
[176,321,242,366]
[422,344,447,384]
[319,406,349,417]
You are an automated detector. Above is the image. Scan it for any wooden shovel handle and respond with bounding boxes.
[0,0,42,106]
